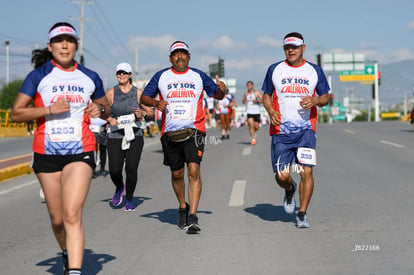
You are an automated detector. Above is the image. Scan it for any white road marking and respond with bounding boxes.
[242,147,251,156]
[380,140,405,148]
[344,129,355,134]
[0,180,38,196]
[229,180,247,207]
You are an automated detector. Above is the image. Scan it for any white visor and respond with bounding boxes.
[283,37,304,46]
[169,42,190,54]
[48,26,79,41]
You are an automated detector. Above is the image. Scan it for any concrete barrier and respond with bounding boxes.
[0,162,33,182]
[0,127,28,137]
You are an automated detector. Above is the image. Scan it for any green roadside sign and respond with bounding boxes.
[340,65,374,76]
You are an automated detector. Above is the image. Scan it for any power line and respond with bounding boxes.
[71,0,95,65]
[83,47,113,68]
[0,31,40,46]
[94,3,134,62]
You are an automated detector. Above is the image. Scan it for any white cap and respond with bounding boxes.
[283,37,304,46]
[116,62,133,73]
[169,41,190,54]
[48,26,79,41]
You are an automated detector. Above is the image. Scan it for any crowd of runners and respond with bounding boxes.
[11,22,330,274]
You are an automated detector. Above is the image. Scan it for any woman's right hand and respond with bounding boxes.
[108,117,119,126]
[50,97,70,115]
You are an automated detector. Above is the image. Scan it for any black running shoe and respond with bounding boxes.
[177,203,189,229]
[187,214,201,232]
[62,251,69,274]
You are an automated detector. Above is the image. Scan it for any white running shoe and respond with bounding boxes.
[296,212,311,228]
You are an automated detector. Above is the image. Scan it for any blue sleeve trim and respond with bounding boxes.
[77,64,105,99]
[308,62,330,96]
[142,68,169,98]
[20,61,54,98]
[191,68,218,97]
[261,62,280,94]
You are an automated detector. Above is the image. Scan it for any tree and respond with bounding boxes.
[0,80,24,110]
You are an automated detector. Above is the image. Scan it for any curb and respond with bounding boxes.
[0,162,33,182]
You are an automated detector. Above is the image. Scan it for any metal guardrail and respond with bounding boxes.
[0,109,27,128]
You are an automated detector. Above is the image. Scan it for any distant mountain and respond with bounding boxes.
[380,60,414,109]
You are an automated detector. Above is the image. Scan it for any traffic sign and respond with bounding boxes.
[340,74,375,82]
[340,66,374,76]
[365,65,374,74]
[339,65,376,82]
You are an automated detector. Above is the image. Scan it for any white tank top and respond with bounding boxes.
[245,92,260,114]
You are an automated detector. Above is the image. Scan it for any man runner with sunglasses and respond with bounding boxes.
[262,32,330,228]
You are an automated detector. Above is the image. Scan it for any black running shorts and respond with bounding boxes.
[160,131,205,171]
[247,114,261,123]
[32,151,95,173]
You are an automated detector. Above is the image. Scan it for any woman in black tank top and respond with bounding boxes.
[105,63,153,211]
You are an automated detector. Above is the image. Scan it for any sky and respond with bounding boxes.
[1,0,414,104]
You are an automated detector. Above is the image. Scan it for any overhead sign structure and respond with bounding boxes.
[322,53,365,72]
[339,65,375,82]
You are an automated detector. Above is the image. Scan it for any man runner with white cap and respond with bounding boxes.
[262,32,330,228]
[141,41,226,232]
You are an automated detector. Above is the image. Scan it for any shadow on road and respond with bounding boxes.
[244,203,296,223]
[101,196,152,210]
[237,141,252,145]
[36,248,115,274]
[141,209,213,225]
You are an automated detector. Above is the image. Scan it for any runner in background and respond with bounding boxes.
[155,94,163,133]
[145,109,155,137]
[243,81,262,145]
[204,94,215,128]
[226,91,238,129]
[11,22,110,275]
[106,62,153,212]
[89,117,108,177]
[218,92,231,139]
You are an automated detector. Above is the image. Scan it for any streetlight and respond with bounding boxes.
[5,40,10,85]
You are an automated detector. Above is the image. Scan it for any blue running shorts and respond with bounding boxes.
[271,129,317,174]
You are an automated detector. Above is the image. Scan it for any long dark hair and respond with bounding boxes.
[31,22,78,69]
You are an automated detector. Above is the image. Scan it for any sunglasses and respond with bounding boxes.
[283,45,301,51]
[116,71,131,76]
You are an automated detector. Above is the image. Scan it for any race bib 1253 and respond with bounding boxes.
[46,118,82,142]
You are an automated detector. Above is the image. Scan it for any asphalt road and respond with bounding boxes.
[1,121,413,275]
[0,136,33,159]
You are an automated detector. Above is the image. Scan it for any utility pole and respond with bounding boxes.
[135,47,139,80]
[71,0,94,65]
[79,0,85,65]
[374,61,380,122]
[5,40,10,85]
[328,75,333,124]
[404,91,408,118]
